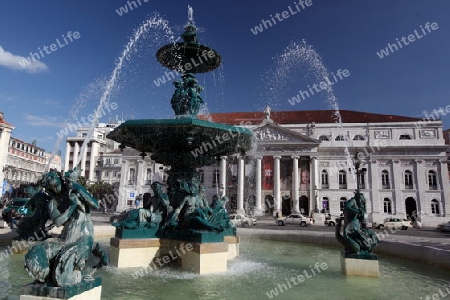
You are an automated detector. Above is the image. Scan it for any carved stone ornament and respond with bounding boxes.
[425,161,437,167]
[255,128,290,141]
[419,130,436,138]
[374,130,390,139]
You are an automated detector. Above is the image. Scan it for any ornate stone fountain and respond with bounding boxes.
[106,8,253,274]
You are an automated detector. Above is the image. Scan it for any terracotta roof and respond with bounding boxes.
[0,111,13,128]
[200,110,422,125]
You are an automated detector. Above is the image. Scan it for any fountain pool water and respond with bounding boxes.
[2,238,450,300]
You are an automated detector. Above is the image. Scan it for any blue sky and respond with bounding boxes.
[0,0,449,155]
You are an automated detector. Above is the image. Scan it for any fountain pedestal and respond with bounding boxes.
[20,279,102,300]
[110,237,161,268]
[110,232,239,274]
[340,253,380,277]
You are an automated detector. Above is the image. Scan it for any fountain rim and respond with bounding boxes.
[156,42,222,74]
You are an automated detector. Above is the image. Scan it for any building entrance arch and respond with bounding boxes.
[405,197,417,221]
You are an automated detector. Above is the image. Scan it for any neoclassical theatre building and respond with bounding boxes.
[195,109,449,226]
[80,109,449,226]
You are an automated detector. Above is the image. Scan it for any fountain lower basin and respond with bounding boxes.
[3,238,450,300]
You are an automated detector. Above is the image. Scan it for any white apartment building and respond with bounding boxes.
[63,122,122,182]
[3,137,47,195]
[0,112,14,196]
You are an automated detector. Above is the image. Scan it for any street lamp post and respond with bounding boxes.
[353,151,368,227]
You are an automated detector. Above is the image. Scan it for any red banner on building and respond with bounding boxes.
[262,156,274,190]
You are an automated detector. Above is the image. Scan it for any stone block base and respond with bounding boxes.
[20,279,102,300]
[110,236,239,274]
[109,237,161,268]
[181,242,228,274]
[224,236,239,260]
[341,254,380,277]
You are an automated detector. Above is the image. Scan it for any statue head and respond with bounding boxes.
[151,182,164,193]
[41,170,62,195]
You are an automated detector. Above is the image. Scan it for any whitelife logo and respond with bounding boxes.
[18,31,81,69]
[376,22,438,59]
[250,0,313,35]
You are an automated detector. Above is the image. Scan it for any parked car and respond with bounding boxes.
[373,217,412,230]
[437,221,450,232]
[324,214,343,226]
[229,214,255,227]
[1,198,30,221]
[246,215,257,225]
[276,214,313,227]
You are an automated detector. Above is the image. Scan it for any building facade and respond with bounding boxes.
[66,109,449,226]
[63,122,122,182]
[0,112,14,196]
[3,137,47,198]
[196,109,449,226]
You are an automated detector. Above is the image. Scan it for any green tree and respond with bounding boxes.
[77,176,88,188]
[87,181,115,208]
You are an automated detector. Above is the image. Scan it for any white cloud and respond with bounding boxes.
[23,113,63,127]
[0,46,48,73]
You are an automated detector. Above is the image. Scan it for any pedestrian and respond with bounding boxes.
[8,215,18,229]
[135,199,140,209]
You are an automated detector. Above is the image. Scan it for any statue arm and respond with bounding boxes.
[48,194,77,227]
[70,182,99,209]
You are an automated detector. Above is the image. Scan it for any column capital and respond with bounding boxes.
[220,156,227,160]
[273,155,282,160]
[255,156,263,160]
[291,155,299,160]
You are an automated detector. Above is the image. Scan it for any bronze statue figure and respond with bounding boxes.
[23,169,108,287]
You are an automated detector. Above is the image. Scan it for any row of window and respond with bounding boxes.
[9,140,45,156]
[321,169,439,190]
[318,134,413,141]
[321,197,441,216]
[102,158,120,165]
[383,198,440,215]
[124,167,167,184]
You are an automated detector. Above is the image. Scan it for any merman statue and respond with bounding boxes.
[336,190,379,258]
[23,168,108,287]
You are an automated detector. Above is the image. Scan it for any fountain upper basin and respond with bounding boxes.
[106,117,253,167]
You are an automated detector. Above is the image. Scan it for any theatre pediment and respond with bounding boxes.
[252,123,320,145]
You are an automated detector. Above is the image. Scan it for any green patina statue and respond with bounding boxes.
[111,179,232,234]
[110,182,171,229]
[336,190,379,259]
[171,73,204,117]
[15,192,52,241]
[23,168,108,287]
